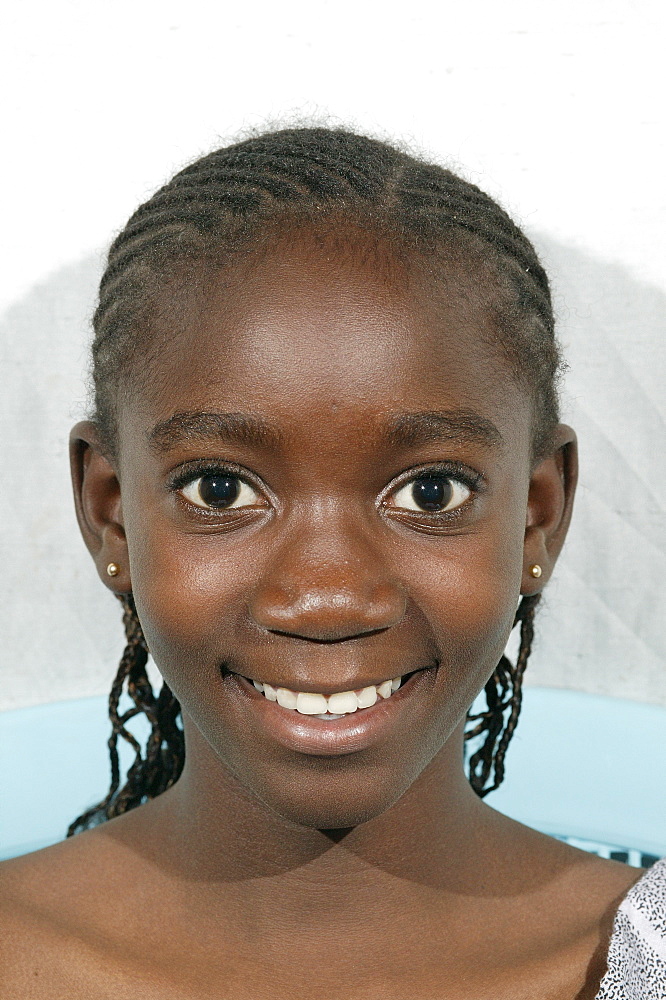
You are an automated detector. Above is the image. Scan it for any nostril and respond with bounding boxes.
[248,565,408,643]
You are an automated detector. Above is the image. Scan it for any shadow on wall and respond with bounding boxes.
[0,237,664,710]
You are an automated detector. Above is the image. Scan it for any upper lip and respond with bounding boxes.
[224,665,430,695]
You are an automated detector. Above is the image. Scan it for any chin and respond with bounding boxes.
[250,769,418,830]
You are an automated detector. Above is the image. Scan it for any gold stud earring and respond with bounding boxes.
[529,564,543,578]
[106,562,120,578]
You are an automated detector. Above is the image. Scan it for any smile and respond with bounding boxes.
[220,665,437,755]
[247,675,403,719]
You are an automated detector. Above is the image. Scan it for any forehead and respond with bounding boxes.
[124,229,528,443]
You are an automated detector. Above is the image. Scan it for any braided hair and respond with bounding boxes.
[68,126,561,834]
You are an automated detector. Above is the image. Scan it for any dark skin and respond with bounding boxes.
[0,231,641,999]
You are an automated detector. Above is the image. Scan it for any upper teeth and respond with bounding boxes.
[251,677,403,715]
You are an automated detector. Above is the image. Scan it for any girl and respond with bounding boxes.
[1,126,661,999]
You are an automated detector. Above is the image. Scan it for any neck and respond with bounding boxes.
[116,713,505,936]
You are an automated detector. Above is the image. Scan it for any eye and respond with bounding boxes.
[180,474,261,510]
[389,474,471,513]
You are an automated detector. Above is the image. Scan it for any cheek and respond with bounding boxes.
[400,517,526,712]
[123,498,256,681]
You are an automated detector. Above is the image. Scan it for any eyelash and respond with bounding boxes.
[169,460,264,513]
[168,460,484,517]
[381,462,483,520]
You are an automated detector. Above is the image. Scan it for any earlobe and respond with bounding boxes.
[521,424,578,594]
[69,420,130,593]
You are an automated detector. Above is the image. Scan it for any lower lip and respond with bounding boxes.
[222,668,437,757]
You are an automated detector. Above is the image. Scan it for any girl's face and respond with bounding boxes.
[78,230,573,829]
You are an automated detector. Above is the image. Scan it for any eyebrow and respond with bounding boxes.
[384,410,503,450]
[148,411,284,453]
[148,407,503,455]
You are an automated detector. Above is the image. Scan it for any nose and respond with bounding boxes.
[248,516,406,642]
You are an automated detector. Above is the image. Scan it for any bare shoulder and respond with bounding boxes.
[535,828,644,904]
[473,811,645,999]
[490,806,644,892]
[0,827,172,999]
[0,833,108,997]
[541,842,645,999]
[502,815,645,926]
[0,824,131,917]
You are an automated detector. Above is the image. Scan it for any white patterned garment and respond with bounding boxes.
[596,857,666,998]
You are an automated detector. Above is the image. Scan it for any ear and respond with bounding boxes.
[70,420,130,594]
[521,424,578,594]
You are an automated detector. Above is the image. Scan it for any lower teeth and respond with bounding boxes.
[315,713,345,720]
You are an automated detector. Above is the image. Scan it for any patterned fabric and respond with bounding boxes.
[596,857,666,998]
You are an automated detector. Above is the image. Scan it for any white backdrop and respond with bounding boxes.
[1,0,664,710]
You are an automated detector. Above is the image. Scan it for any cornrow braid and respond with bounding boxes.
[71,126,562,831]
[91,126,561,460]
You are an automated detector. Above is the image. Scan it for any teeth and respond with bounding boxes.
[357,686,378,708]
[296,692,328,715]
[276,688,298,710]
[248,675,406,716]
[327,691,358,714]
